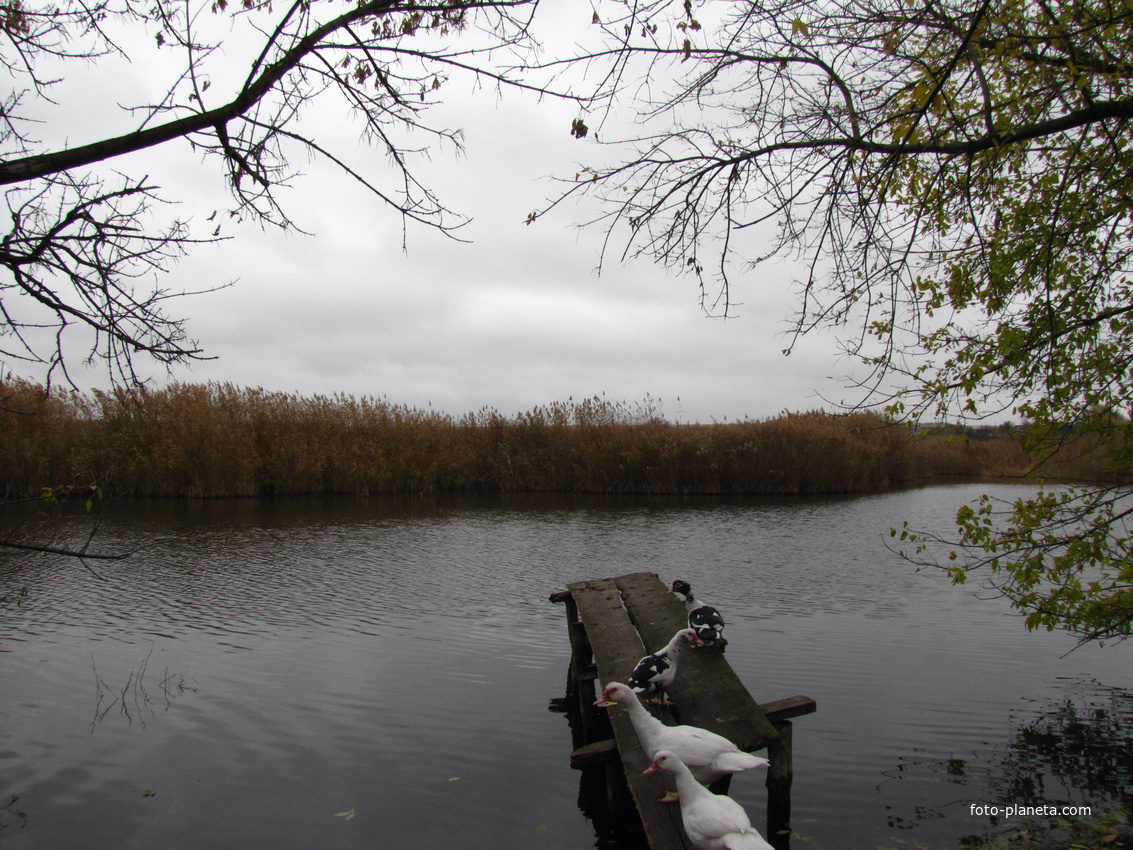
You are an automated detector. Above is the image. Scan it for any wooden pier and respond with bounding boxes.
[550,571,816,850]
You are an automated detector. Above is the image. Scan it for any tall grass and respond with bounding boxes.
[0,379,1110,499]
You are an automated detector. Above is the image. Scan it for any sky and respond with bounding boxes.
[17,3,873,424]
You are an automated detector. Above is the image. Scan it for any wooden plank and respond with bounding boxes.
[569,737,618,767]
[614,571,779,751]
[566,578,642,683]
[758,695,818,723]
[567,578,693,850]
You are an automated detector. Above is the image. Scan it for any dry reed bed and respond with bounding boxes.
[0,380,1046,499]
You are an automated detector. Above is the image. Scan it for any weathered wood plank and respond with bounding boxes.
[614,571,779,751]
[566,578,641,682]
[758,695,818,723]
[567,578,694,850]
[569,737,618,767]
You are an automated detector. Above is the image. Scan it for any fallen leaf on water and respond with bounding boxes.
[447,777,460,782]
[142,790,156,797]
[334,808,355,821]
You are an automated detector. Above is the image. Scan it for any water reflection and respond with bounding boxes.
[877,676,1133,846]
[90,641,198,731]
[979,677,1133,845]
[0,795,28,832]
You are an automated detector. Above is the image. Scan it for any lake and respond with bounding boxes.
[1,483,1131,849]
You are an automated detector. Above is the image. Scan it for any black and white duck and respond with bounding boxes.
[669,579,726,645]
[627,627,700,704]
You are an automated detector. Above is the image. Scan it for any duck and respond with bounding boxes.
[627,628,699,704]
[644,750,775,850]
[595,682,769,790]
[669,579,726,645]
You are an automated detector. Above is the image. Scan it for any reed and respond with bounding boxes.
[0,379,101,501]
[0,380,1120,499]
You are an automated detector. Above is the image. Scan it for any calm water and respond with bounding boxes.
[1,484,1131,849]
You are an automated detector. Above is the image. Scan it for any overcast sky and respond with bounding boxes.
[30,5,875,424]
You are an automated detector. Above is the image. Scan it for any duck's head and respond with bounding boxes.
[643,750,682,775]
[668,579,692,597]
[675,627,702,647]
[594,681,632,707]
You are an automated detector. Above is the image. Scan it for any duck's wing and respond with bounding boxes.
[660,724,737,759]
[682,793,753,844]
[722,829,776,850]
[713,751,769,772]
[689,604,725,629]
[627,653,670,690]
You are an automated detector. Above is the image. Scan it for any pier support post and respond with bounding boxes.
[766,719,793,849]
[552,590,601,744]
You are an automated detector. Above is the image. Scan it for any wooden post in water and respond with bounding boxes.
[766,719,793,848]
[551,589,601,744]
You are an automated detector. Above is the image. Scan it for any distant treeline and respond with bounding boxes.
[0,380,1107,500]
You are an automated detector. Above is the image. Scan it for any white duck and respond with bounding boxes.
[669,580,726,645]
[627,628,699,704]
[644,750,775,850]
[595,682,769,789]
